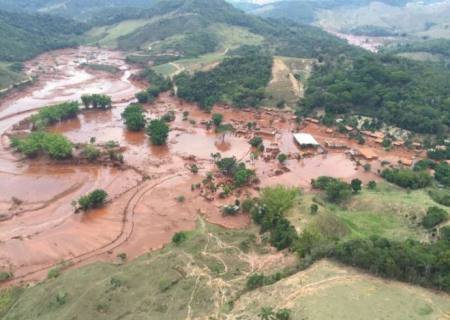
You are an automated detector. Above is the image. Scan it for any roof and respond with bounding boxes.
[293,133,320,146]
[358,148,378,160]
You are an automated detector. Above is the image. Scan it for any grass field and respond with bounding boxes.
[230,259,450,319]
[2,182,450,319]
[0,220,286,320]
[286,182,445,242]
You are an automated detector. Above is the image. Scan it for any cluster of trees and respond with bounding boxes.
[435,162,450,187]
[11,132,72,159]
[146,119,169,145]
[175,54,272,110]
[422,206,448,229]
[135,69,172,103]
[302,55,450,133]
[30,101,79,129]
[429,189,450,207]
[386,39,450,60]
[77,189,108,212]
[311,176,362,203]
[381,168,432,189]
[121,104,146,131]
[428,147,450,161]
[332,236,450,292]
[249,186,299,250]
[215,156,255,187]
[81,94,112,109]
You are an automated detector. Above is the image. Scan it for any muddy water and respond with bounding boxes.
[0,47,421,285]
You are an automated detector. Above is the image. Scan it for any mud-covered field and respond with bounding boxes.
[0,47,423,285]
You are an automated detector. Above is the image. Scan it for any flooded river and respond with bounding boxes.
[0,46,409,285]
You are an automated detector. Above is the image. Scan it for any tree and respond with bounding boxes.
[216,123,234,143]
[212,113,224,127]
[172,232,187,245]
[277,153,288,164]
[422,206,448,229]
[440,226,450,241]
[135,91,149,103]
[216,157,238,176]
[351,179,362,193]
[367,180,377,190]
[146,119,169,145]
[325,180,352,203]
[249,136,263,148]
[122,104,146,131]
[435,162,450,187]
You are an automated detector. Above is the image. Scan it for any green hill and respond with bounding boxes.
[0,10,86,62]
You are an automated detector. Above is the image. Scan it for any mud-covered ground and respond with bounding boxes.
[0,47,422,285]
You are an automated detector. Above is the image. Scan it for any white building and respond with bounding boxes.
[293,133,320,148]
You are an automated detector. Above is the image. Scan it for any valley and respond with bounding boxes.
[0,0,449,319]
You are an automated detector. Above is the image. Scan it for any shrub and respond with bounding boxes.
[429,189,450,207]
[146,119,169,145]
[78,189,108,212]
[12,132,72,159]
[0,271,12,282]
[249,136,263,148]
[172,232,187,245]
[161,111,176,123]
[422,206,448,229]
[367,180,377,190]
[310,204,319,215]
[242,198,257,213]
[435,162,450,187]
[82,144,100,161]
[351,178,362,193]
[135,91,149,103]
[277,153,288,164]
[47,267,61,279]
[440,226,450,241]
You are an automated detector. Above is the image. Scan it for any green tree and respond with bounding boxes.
[216,123,234,143]
[277,153,288,164]
[122,104,146,131]
[325,180,352,203]
[212,113,224,127]
[146,119,169,145]
[351,178,362,193]
[367,180,377,190]
[78,189,108,212]
[135,91,149,103]
[422,206,448,229]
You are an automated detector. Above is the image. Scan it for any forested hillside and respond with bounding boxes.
[0,10,86,61]
[302,54,450,133]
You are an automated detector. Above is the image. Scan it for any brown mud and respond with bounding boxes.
[0,47,423,286]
